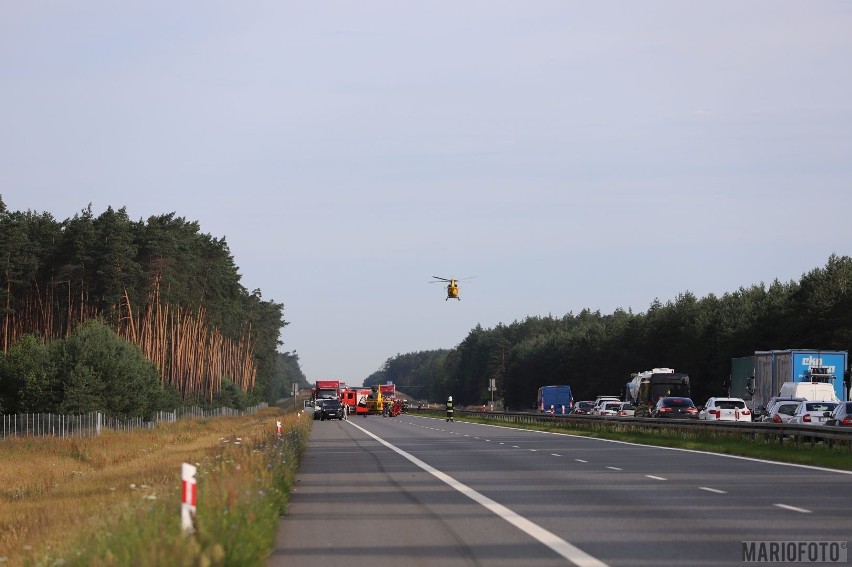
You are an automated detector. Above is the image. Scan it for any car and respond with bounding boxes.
[651,397,699,419]
[595,400,623,416]
[767,401,802,424]
[591,396,621,415]
[826,401,852,427]
[791,401,839,425]
[571,401,595,415]
[617,402,636,417]
[312,399,323,420]
[757,396,806,422]
[318,399,345,421]
[698,397,752,422]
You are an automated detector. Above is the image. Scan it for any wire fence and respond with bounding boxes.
[0,403,268,439]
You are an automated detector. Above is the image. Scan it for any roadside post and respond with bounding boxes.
[181,463,197,534]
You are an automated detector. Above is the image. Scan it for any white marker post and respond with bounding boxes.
[181,463,197,534]
[276,420,282,435]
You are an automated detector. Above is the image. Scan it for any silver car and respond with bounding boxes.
[767,401,801,424]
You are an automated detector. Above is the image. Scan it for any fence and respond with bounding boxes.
[0,403,268,439]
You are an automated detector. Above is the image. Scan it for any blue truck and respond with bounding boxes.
[537,385,573,414]
[730,349,849,413]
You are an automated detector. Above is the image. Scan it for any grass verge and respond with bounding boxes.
[0,408,310,566]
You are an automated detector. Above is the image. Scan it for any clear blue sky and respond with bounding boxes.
[2,2,851,385]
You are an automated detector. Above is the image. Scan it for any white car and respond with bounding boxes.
[698,397,752,422]
[792,401,839,425]
[596,401,623,416]
[591,396,621,415]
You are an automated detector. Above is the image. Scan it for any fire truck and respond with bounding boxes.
[312,380,341,401]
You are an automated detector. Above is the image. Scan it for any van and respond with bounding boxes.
[778,381,839,402]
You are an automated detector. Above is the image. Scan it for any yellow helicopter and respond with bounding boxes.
[430,275,475,301]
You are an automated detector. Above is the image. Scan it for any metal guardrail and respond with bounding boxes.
[412,408,852,449]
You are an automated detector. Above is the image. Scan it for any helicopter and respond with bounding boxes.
[430,275,475,301]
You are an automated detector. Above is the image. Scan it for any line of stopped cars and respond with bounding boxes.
[573,396,852,426]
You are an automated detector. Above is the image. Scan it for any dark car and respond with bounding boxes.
[652,396,699,419]
[825,401,852,427]
[318,399,345,421]
[571,401,595,415]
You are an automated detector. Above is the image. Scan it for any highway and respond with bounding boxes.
[270,414,852,566]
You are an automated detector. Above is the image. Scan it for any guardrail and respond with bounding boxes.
[411,408,852,450]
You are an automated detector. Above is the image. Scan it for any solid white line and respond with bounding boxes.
[645,475,666,481]
[348,420,609,567]
[774,503,812,514]
[699,487,727,494]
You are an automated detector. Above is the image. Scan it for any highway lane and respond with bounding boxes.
[271,414,852,566]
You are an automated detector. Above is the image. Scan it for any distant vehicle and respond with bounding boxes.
[792,401,838,425]
[313,399,324,420]
[652,397,699,419]
[538,385,573,415]
[767,401,802,424]
[779,380,839,403]
[617,402,636,417]
[757,397,806,422]
[730,350,848,413]
[626,368,691,417]
[313,380,341,401]
[318,399,345,421]
[595,401,622,416]
[826,402,852,427]
[698,397,752,422]
[571,401,595,415]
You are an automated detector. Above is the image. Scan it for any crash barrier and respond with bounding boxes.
[0,403,268,439]
[412,408,852,450]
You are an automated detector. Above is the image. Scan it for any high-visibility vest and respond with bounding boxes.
[447,401,454,412]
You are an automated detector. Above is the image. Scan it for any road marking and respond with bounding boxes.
[645,475,666,481]
[551,453,562,457]
[774,503,812,514]
[575,459,588,463]
[699,487,727,494]
[529,449,538,452]
[348,420,610,567]
[512,445,520,448]
[606,467,622,471]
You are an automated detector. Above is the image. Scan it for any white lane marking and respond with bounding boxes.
[512,445,520,448]
[529,449,538,452]
[646,475,666,481]
[348,420,610,567]
[485,439,491,442]
[575,459,588,463]
[499,442,505,445]
[434,417,852,476]
[699,487,727,494]
[774,503,812,514]
[551,453,562,457]
[606,466,622,471]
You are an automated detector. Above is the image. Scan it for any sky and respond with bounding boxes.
[2,2,851,386]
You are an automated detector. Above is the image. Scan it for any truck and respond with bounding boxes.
[312,380,341,401]
[730,350,848,415]
[625,368,691,417]
[537,385,573,415]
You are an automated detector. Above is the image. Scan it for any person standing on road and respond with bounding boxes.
[446,396,454,422]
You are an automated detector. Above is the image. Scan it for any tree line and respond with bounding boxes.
[369,255,852,409]
[0,197,309,417]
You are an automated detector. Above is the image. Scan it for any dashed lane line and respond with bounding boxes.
[348,420,610,567]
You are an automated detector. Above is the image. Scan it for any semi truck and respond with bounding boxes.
[625,368,691,417]
[730,349,849,414]
[537,385,573,414]
[312,380,341,401]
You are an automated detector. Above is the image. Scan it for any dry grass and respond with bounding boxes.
[0,408,308,566]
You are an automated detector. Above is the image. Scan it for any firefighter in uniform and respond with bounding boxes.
[446,396,454,422]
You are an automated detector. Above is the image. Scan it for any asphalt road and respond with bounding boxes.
[269,414,852,566]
